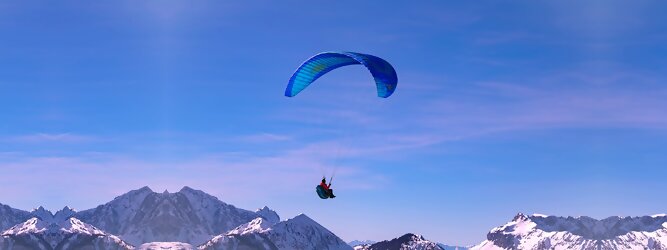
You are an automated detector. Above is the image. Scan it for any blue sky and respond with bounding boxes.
[1,0,667,246]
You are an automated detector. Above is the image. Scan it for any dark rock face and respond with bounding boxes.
[0,203,31,231]
[365,233,443,250]
[201,214,351,250]
[74,186,265,246]
[485,230,518,249]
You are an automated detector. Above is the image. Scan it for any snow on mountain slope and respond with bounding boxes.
[472,213,667,250]
[226,217,273,235]
[138,242,194,250]
[264,214,350,250]
[0,202,31,231]
[437,243,469,250]
[349,240,376,247]
[354,233,443,250]
[75,186,276,246]
[200,214,351,250]
[0,206,132,250]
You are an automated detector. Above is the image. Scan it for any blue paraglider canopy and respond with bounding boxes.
[285,52,398,98]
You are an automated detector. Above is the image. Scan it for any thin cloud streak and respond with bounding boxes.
[235,133,292,143]
[270,66,667,156]
[4,133,96,143]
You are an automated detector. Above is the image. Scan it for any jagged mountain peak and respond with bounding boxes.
[226,217,271,235]
[179,186,209,196]
[31,205,48,213]
[0,215,132,249]
[108,186,155,205]
[388,233,426,243]
[262,213,351,250]
[473,213,667,250]
[512,212,528,222]
[290,213,311,221]
[348,239,376,247]
[129,186,153,195]
[356,233,442,250]
[30,205,53,221]
[53,206,76,222]
[506,213,667,237]
[277,213,334,233]
[256,205,273,213]
[29,205,77,222]
[74,186,273,246]
[177,186,225,204]
[256,206,280,225]
[201,213,352,250]
[179,186,197,193]
[282,213,324,229]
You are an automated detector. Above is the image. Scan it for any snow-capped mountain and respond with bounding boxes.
[200,214,351,250]
[472,213,667,250]
[350,237,467,250]
[0,206,132,250]
[225,217,273,235]
[0,186,447,250]
[349,240,376,247]
[256,206,280,225]
[354,233,443,250]
[74,186,277,246]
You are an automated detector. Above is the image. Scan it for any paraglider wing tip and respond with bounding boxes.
[284,88,295,97]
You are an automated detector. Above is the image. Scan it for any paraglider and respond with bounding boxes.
[285,51,398,200]
[285,52,398,98]
[316,177,335,199]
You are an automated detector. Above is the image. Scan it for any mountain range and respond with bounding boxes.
[1,187,665,249]
[471,213,667,250]
[0,186,348,250]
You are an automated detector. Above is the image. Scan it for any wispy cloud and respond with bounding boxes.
[235,133,292,143]
[5,133,96,143]
[417,70,667,139]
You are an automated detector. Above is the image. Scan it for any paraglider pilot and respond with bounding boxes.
[319,178,335,198]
